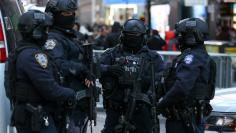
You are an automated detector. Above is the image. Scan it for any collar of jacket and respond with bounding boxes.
[50,26,77,38]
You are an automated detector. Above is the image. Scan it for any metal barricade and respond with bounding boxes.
[93,50,235,89]
[230,55,236,87]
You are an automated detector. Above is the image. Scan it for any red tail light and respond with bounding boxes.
[0,20,6,62]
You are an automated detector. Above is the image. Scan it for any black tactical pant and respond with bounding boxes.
[16,115,58,133]
[102,105,153,133]
[71,108,88,133]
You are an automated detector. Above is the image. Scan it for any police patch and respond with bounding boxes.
[35,53,48,68]
[184,54,194,64]
[44,39,56,50]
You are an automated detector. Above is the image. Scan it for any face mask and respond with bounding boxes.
[54,12,75,29]
[123,34,144,50]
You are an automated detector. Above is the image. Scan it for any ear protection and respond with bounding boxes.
[192,29,204,43]
[32,25,47,40]
[33,27,41,40]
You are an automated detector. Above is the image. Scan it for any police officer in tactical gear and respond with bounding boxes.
[100,19,164,133]
[44,0,94,132]
[104,21,121,49]
[157,18,216,133]
[8,10,79,133]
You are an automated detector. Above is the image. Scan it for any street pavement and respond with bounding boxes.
[89,94,167,133]
[89,110,214,133]
[88,110,167,133]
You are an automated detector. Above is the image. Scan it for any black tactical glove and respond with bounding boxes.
[83,70,95,81]
[69,62,87,76]
[69,62,95,81]
[106,65,124,78]
[204,102,213,116]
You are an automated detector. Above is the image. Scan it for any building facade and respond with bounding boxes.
[78,0,146,25]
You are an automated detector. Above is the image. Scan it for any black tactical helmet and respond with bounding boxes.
[122,19,147,34]
[45,0,77,30]
[18,10,53,40]
[175,18,208,46]
[45,0,77,14]
[121,19,147,50]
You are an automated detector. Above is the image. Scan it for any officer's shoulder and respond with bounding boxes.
[18,45,39,53]
[144,46,162,59]
[192,48,210,63]
[48,31,61,38]
[17,46,42,60]
[45,30,64,50]
[18,48,48,68]
[181,48,195,57]
[183,48,208,59]
[44,39,58,50]
[181,49,202,64]
[103,45,119,54]
[47,32,64,42]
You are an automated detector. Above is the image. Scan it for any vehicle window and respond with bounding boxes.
[0,0,23,52]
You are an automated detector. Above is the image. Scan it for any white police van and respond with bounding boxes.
[0,0,23,132]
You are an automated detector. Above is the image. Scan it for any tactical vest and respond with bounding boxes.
[163,49,216,103]
[103,49,155,107]
[113,50,154,91]
[48,31,86,88]
[4,43,61,104]
[115,54,142,87]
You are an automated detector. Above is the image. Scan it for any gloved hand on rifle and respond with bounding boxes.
[68,62,95,88]
[83,70,95,88]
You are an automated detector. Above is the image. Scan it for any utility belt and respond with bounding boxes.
[162,106,193,120]
[162,106,196,133]
[11,103,51,132]
[162,102,212,133]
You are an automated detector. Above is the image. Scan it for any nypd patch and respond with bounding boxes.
[44,39,56,50]
[184,54,194,64]
[35,53,48,68]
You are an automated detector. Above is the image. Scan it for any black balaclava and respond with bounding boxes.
[123,33,144,53]
[54,12,75,30]
[177,33,196,51]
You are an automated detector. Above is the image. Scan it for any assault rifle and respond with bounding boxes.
[114,58,145,133]
[82,44,99,133]
[150,61,160,133]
